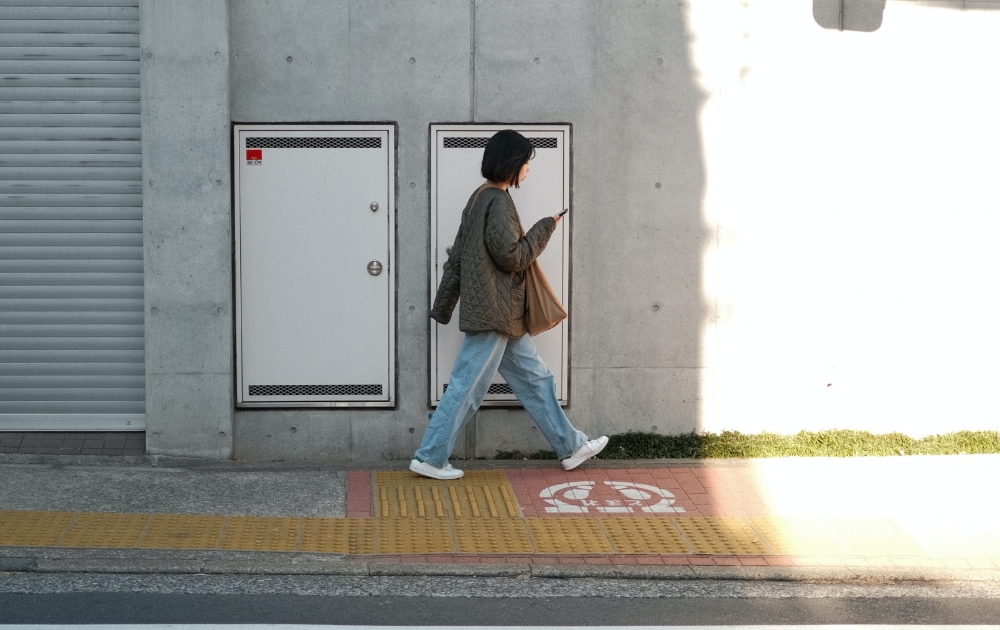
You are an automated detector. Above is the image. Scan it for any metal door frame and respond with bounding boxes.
[428,122,573,408]
[231,122,398,409]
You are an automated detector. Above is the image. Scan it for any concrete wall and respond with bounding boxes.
[141,0,1000,461]
[225,0,706,462]
[142,0,233,457]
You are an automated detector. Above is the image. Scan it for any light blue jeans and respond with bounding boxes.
[415,332,588,468]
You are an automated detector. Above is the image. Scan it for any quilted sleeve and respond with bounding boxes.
[430,225,462,324]
[484,195,557,273]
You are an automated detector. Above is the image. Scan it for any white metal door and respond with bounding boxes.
[0,2,144,431]
[429,124,570,406]
[234,125,395,407]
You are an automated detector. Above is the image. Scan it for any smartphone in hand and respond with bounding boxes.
[557,208,568,217]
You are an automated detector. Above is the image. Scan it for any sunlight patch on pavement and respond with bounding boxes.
[742,457,1000,558]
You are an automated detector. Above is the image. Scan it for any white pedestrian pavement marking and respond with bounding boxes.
[539,480,686,513]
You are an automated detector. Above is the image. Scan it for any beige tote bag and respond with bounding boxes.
[524,260,567,336]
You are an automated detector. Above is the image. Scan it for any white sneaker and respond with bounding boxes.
[409,458,464,480]
[561,436,609,470]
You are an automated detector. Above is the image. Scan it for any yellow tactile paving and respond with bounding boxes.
[376,518,455,554]
[0,511,75,547]
[674,517,770,555]
[453,518,534,553]
[600,517,692,554]
[374,470,520,519]
[58,512,150,548]
[526,517,614,553]
[375,470,508,485]
[3,507,978,560]
[140,514,226,549]
[221,516,301,551]
[300,517,375,554]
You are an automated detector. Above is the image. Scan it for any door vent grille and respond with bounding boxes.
[443,383,514,395]
[249,384,383,396]
[246,137,381,149]
[443,137,557,149]
[530,138,558,149]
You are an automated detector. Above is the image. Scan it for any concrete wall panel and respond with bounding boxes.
[349,414,427,463]
[559,366,703,443]
[473,409,561,458]
[581,1,707,373]
[233,410,352,462]
[472,1,599,124]
[230,0,471,122]
[142,0,233,458]
[144,302,232,376]
[146,373,232,458]
[229,1,351,120]
[229,0,472,462]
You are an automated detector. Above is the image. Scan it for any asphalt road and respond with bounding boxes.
[2,574,1000,625]
[2,592,1000,624]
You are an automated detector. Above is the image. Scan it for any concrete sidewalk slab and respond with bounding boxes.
[0,462,345,517]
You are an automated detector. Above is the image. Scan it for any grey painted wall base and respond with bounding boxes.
[142,0,234,458]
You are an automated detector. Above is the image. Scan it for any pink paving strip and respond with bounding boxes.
[505,468,766,517]
[345,470,373,518]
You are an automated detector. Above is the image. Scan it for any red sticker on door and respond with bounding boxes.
[246,149,262,164]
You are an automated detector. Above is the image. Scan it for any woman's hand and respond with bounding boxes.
[553,212,565,225]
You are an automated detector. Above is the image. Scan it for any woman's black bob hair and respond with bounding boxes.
[481,129,535,188]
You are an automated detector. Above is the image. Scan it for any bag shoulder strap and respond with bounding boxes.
[468,182,501,212]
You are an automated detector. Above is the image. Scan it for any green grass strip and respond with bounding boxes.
[494,430,1000,460]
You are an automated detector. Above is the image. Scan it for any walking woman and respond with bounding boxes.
[411,130,607,480]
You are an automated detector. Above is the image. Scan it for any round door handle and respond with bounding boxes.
[370,201,379,212]
[367,260,383,276]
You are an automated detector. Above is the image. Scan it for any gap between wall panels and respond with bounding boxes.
[470,0,476,122]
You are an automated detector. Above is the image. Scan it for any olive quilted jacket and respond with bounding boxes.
[431,186,556,337]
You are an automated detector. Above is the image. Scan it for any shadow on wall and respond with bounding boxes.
[571,1,710,439]
[466,0,711,448]
[814,0,1000,32]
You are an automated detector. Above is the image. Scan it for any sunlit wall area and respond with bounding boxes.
[693,0,1000,436]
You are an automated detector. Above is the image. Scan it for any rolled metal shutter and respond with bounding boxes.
[0,1,143,430]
